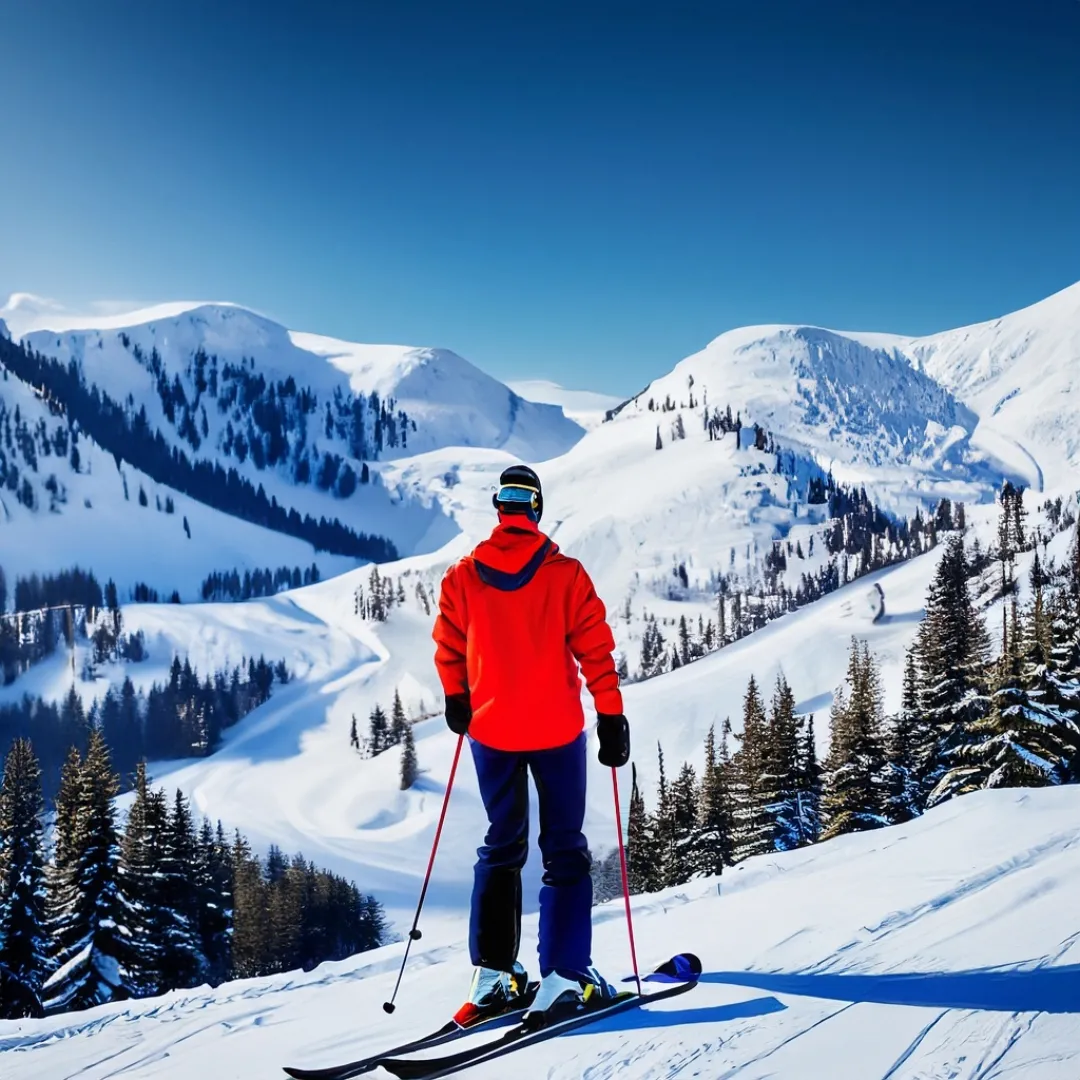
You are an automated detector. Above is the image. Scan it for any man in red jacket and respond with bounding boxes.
[433,464,630,1024]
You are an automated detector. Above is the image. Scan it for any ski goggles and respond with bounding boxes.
[496,484,539,507]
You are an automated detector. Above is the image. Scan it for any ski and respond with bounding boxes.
[379,953,701,1080]
[282,984,539,1080]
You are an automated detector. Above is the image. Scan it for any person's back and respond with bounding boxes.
[433,464,630,1024]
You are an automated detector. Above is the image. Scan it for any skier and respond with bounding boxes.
[433,464,631,1026]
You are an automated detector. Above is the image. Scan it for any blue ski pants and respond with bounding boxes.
[468,732,592,978]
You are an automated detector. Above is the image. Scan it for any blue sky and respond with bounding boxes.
[2,1,1078,394]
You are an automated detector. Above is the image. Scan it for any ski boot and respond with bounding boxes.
[453,961,530,1028]
[523,967,622,1029]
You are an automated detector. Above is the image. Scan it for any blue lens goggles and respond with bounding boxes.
[496,484,538,505]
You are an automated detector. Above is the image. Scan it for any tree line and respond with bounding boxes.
[0,567,146,686]
[0,736,387,1018]
[0,334,397,560]
[615,507,1080,895]
[200,563,322,602]
[0,655,286,801]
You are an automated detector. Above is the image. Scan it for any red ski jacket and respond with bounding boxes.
[433,517,623,752]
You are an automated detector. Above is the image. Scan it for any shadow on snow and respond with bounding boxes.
[700,966,1080,1014]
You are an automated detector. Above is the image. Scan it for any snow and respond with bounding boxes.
[3,786,1078,1079]
[19,303,584,467]
[845,279,1080,492]
[0,367,365,598]
[2,279,1079,1074]
[507,379,625,429]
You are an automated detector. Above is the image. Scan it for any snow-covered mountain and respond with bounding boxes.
[1,300,584,593]
[20,301,583,464]
[884,279,1080,492]
[2,280,1079,1075]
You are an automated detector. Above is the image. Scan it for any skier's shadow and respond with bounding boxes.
[561,994,787,1035]
[698,966,1080,1014]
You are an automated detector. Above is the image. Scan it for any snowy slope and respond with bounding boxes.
[844,279,1080,492]
[0,365,360,597]
[508,379,624,429]
[4,785,1078,1080]
[621,324,998,497]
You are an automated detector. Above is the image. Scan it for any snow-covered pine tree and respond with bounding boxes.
[0,738,47,1018]
[764,675,802,852]
[793,714,821,846]
[678,616,692,666]
[885,649,923,823]
[368,705,389,755]
[691,723,733,876]
[589,848,623,904]
[937,561,1074,797]
[1048,523,1080,779]
[42,730,131,1013]
[156,789,205,990]
[117,762,166,996]
[626,764,660,894]
[666,762,698,886]
[915,536,992,805]
[399,723,418,790]
[731,676,771,862]
[194,818,232,985]
[820,640,888,839]
[349,713,360,751]
[390,690,408,747]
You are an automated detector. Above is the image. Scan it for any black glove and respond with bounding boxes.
[445,693,472,736]
[597,713,630,768]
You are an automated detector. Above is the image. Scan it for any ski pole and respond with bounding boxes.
[383,732,465,1014]
[611,766,642,997]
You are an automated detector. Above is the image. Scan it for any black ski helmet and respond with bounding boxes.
[493,464,543,522]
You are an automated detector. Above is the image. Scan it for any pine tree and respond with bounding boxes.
[390,691,408,747]
[666,762,698,886]
[42,730,130,1012]
[1048,523,1080,779]
[349,714,360,751]
[692,724,733,876]
[230,831,269,979]
[193,820,232,984]
[764,675,802,852]
[678,616,691,666]
[885,649,923,823]
[820,640,888,839]
[731,676,771,861]
[939,572,1074,796]
[626,764,660,894]
[916,536,992,805]
[0,738,47,1018]
[653,744,675,881]
[156,789,205,990]
[267,854,304,974]
[793,714,821,845]
[399,723,418,790]
[368,705,389,755]
[117,762,165,996]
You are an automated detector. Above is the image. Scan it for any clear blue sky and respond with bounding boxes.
[2,1,1078,395]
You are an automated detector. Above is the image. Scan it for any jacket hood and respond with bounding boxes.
[471,519,556,591]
